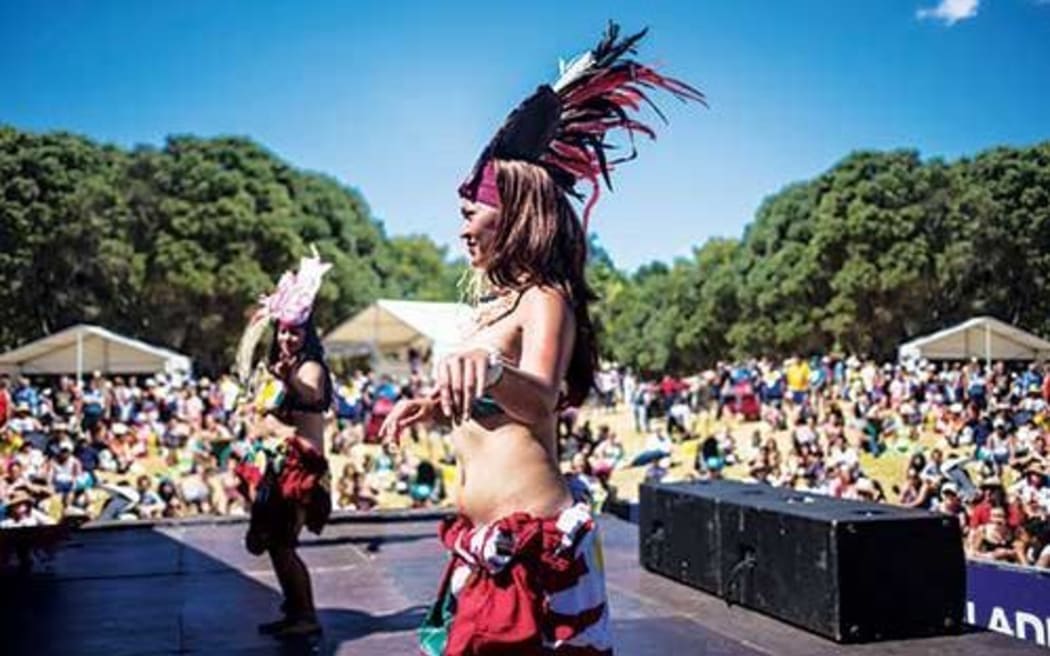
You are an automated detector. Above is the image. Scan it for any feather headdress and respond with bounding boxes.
[235,246,332,383]
[458,21,706,231]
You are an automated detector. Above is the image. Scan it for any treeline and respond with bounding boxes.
[0,127,463,372]
[593,142,1050,373]
[2,126,1048,376]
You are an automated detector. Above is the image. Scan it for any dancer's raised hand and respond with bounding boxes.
[379,397,439,442]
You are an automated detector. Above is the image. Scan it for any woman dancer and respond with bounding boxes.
[236,248,334,639]
[380,23,703,655]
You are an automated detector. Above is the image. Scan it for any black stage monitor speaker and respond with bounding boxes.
[639,480,965,643]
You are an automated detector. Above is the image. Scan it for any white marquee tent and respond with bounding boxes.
[0,324,192,378]
[324,300,471,375]
[898,316,1050,365]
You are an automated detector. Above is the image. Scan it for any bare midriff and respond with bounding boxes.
[453,413,572,525]
[453,287,573,524]
[286,410,325,453]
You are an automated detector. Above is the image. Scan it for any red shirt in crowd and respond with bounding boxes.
[0,389,9,427]
[660,376,682,399]
[969,500,1024,530]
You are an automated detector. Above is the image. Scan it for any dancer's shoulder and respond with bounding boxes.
[519,285,574,328]
[520,284,572,312]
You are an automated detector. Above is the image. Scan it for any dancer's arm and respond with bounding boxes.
[288,361,326,404]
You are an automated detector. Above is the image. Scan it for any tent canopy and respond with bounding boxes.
[898,316,1050,363]
[324,300,471,369]
[0,324,192,377]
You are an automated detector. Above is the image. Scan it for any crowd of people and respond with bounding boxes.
[0,369,445,535]
[4,354,1050,572]
[558,356,1050,571]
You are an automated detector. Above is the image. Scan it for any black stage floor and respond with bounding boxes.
[0,514,1040,655]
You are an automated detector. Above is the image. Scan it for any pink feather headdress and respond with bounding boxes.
[236,246,332,382]
[259,246,333,327]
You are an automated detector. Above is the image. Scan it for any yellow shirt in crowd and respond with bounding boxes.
[786,361,811,393]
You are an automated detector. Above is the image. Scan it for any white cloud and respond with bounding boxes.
[917,0,980,25]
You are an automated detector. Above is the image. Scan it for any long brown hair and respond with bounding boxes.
[486,159,598,407]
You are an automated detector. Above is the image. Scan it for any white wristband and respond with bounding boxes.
[482,346,505,389]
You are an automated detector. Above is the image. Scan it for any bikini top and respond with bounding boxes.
[471,395,505,419]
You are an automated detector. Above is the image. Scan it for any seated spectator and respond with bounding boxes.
[394,449,419,495]
[341,464,379,512]
[978,419,1014,470]
[970,475,1024,531]
[48,445,84,508]
[219,456,247,515]
[762,403,785,431]
[742,430,764,465]
[697,434,727,477]
[971,507,1016,562]
[937,403,965,440]
[860,403,887,457]
[719,429,738,465]
[667,394,693,437]
[7,403,41,435]
[179,466,213,515]
[829,463,858,499]
[1012,518,1048,567]
[826,435,859,471]
[1030,435,1048,464]
[157,479,184,518]
[1011,459,1050,518]
[897,468,927,508]
[697,454,725,481]
[408,460,442,508]
[935,479,964,512]
[336,463,358,510]
[854,477,886,503]
[792,415,818,448]
[1,490,53,528]
[568,452,603,494]
[589,430,625,485]
[370,442,399,491]
[330,422,360,456]
[135,476,165,519]
[630,430,672,467]
[566,453,609,512]
[920,448,945,487]
[13,441,47,483]
[644,456,671,485]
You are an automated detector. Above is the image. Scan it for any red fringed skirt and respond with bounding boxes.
[240,437,331,554]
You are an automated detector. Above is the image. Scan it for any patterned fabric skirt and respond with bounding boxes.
[419,489,613,655]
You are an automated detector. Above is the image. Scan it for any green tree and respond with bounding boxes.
[4,124,1049,374]
[379,235,466,301]
[0,128,464,373]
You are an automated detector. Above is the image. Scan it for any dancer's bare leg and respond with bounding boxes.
[262,508,320,638]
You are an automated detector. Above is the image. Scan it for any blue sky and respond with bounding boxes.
[2,1,1048,270]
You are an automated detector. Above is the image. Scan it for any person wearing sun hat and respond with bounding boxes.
[1,489,53,528]
[1012,457,1050,516]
